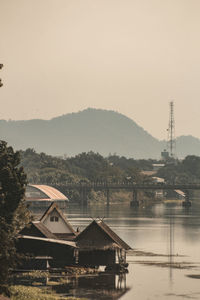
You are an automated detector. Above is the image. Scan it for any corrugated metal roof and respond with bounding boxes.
[18,235,76,248]
[27,184,68,201]
[174,189,185,197]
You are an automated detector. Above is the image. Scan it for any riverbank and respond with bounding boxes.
[8,285,86,300]
[1,267,99,300]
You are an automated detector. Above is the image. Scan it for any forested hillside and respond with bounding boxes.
[2,109,200,159]
[1,109,161,158]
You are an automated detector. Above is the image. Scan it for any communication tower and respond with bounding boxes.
[167,101,176,158]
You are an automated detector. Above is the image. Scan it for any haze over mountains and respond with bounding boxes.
[0,108,199,159]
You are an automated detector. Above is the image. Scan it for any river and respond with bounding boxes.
[61,200,200,300]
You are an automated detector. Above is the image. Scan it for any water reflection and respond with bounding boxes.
[52,273,129,300]
[168,211,174,285]
[12,271,129,300]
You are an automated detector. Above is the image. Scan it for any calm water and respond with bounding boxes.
[63,201,200,300]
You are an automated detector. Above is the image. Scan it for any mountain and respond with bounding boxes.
[0,108,200,159]
[176,135,200,158]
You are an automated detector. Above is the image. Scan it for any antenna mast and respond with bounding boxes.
[167,101,176,158]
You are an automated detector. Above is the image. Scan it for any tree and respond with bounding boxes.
[0,63,3,87]
[0,141,30,285]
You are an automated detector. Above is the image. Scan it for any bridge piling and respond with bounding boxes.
[80,188,88,206]
[106,189,110,207]
[130,190,139,207]
[182,190,192,207]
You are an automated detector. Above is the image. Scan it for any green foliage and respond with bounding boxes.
[157,155,200,184]
[0,141,30,284]
[21,150,155,186]
[20,149,157,203]
[68,152,123,182]
[9,285,85,300]
[20,149,78,185]
[108,155,155,171]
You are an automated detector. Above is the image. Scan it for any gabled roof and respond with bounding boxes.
[76,219,131,250]
[20,221,57,239]
[32,221,57,239]
[97,220,131,250]
[40,202,76,235]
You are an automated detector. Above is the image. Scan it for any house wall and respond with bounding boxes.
[16,238,75,265]
[78,249,115,266]
[43,210,72,233]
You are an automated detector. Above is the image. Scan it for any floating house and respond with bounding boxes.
[75,219,131,267]
[25,184,68,208]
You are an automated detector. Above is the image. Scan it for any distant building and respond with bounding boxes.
[141,170,156,176]
[152,176,165,198]
[25,184,69,208]
[161,149,170,160]
[152,163,165,171]
[152,177,165,184]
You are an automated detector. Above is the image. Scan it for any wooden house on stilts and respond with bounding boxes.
[75,219,131,267]
[17,202,131,270]
[17,203,77,269]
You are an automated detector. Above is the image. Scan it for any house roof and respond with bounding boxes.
[26,184,68,201]
[54,233,77,241]
[18,235,76,248]
[97,220,131,250]
[76,219,131,250]
[40,202,76,235]
[32,221,57,239]
[19,221,57,239]
[141,170,156,176]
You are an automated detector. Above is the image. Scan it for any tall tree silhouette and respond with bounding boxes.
[0,141,30,285]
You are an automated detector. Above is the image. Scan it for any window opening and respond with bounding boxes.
[50,216,59,222]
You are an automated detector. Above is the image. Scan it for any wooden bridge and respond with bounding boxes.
[54,182,200,207]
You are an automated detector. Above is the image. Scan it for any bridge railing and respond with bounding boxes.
[53,182,200,190]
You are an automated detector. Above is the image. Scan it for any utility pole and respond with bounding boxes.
[0,64,3,87]
[167,101,176,158]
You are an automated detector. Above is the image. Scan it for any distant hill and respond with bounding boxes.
[0,108,200,159]
[176,135,200,158]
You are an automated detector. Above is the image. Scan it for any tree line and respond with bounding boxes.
[21,149,200,185]
[20,148,157,185]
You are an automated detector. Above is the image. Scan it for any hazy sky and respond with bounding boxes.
[1,0,200,140]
